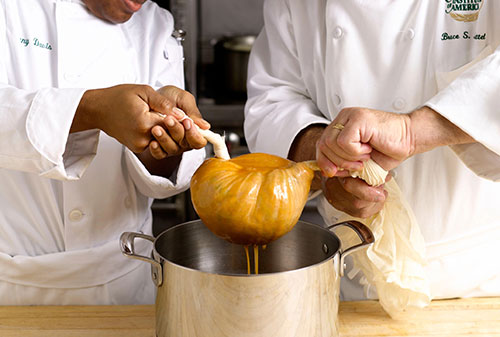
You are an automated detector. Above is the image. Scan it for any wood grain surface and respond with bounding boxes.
[0,297,499,336]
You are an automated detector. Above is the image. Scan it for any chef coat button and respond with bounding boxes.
[333,26,344,39]
[333,94,342,106]
[405,28,415,40]
[69,209,84,222]
[124,196,132,209]
[392,97,406,111]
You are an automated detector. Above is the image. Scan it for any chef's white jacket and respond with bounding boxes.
[0,0,205,304]
[245,0,500,300]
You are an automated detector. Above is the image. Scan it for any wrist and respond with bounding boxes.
[408,106,474,155]
[288,124,326,191]
[71,89,100,133]
[287,124,326,162]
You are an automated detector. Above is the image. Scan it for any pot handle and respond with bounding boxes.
[327,221,374,276]
[120,232,163,287]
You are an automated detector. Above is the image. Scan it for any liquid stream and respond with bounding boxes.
[244,245,267,275]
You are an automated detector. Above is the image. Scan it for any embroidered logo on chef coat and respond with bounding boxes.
[18,37,53,50]
[441,0,486,40]
[445,0,484,22]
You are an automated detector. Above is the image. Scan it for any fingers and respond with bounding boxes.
[149,140,167,160]
[316,125,367,178]
[323,177,387,218]
[341,177,386,204]
[151,120,183,156]
[325,122,371,162]
[317,137,364,174]
[155,85,211,130]
[370,149,401,172]
[173,92,211,130]
[316,145,339,178]
[150,115,208,158]
[181,119,208,150]
[335,124,373,159]
[168,117,207,150]
[145,87,175,117]
[147,86,211,156]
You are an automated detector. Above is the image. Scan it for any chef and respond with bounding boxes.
[245,0,500,300]
[0,0,208,304]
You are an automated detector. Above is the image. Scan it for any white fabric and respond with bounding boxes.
[0,0,205,304]
[245,0,500,301]
[334,160,431,317]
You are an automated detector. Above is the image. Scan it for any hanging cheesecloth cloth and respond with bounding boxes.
[320,159,431,318]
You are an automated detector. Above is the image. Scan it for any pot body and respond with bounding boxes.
[121,220,373,337]
[214,35,255,100]
[156,257,339,336]
[154,220,340,337]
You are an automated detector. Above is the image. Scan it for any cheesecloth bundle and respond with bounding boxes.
[324,159,431,318]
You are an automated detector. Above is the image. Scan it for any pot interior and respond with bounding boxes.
[154,220,340,276]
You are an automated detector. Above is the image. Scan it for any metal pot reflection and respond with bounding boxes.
[121,219,373,336]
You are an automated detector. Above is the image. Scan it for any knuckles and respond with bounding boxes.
[351,198,368,211]
[180,90,195,102]
[317,140,333,155]
[158,99,173,112]
[321,134,336,149]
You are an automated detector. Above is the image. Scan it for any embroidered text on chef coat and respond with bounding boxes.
[441,0,487,41]
[19,37,53,50]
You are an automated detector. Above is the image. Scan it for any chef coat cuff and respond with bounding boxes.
[60,129,100,178]
[124,147,206,199]
[27,87,96,180]
[425,46,500,181]
[425,95,500,181]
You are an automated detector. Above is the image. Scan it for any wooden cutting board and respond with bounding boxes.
[0,297,499,336]
[339,297,500,336]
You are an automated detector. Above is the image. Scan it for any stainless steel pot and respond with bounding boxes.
[120,219,373,337]
[214,35,256,100]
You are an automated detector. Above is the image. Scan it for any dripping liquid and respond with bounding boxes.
[244,244,267,275]
[254,245,258,275]
[244,245,250,275]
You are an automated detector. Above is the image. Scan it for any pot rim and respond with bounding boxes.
[152,219,341,278]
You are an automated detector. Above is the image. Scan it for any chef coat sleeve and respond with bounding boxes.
[123,148,205,199]
[244,0,330,158]
[425,44,500,181]
[0,84,99,180]
[0,3,98,181]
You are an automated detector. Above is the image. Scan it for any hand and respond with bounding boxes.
[148,86,209,159]
[316,106,475,178]
[73,84,177,153]
[316,107,414,177]
[322,176,389,219]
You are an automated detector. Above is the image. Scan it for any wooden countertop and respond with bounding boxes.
[1,297,499,336]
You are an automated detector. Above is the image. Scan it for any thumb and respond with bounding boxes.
[370,149,400,172]
[144,90,178,126]
[175,96,211,130]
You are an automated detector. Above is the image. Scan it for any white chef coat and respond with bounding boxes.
[245,0,500,300]
[0,0,205,304]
